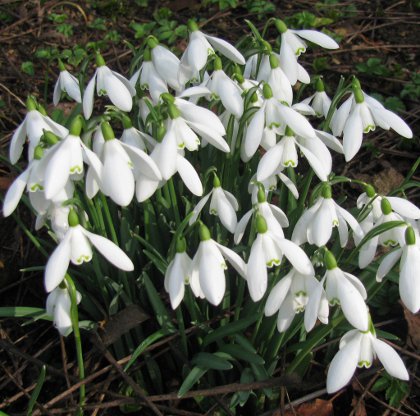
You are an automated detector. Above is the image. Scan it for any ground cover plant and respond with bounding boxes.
[0,1,419,415]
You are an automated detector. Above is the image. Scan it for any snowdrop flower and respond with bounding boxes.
[326,323,409,393]
[94,122,161,206]
[53,60,81,105]
[83,53,135,119]
[10,96,69,164]
[46,284,81,336]
[3,145,48,217]
[242,83,316,162]
[44,209,134,292]
[256,125,333,182]
[205,57,244,118]
[129,48,168,103]
[178,19,245,85]
[164,237,192,309]
[265,267,328,332]
[330,82,413,161]
[310,250,368,331]
[234,185,289,244]
[292,184,364,247]
[120,115,151,152]
[246,214,314,302]
[377,226,420,313]
[189,223,246,305]
[148,37,181,91]
[275,19,339,85]
[301,78,331,118]
[189,175,238,233]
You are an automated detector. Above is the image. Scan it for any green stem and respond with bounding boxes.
[100,193,119,245]
[176,306,188,357]
[168,178,181,226]
[66,275,85,414]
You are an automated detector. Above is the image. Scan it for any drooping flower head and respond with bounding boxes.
[53,59,82,105]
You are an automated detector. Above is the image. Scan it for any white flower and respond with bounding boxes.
[164,238,192,309]
[292,185,364,247]
[301,78,331,118]
[242,83,316,162]
[10,97,69,164]
[256,127,333,182]
[275,19,339,86]
[327,327,409,394]
[330,87,413,161]
[178,20,245,85]
[53,62,81,105]
[205,58,244,118]
[189,176,238,233]
[265,268,328,332]
[377,226,420,313]
[83,54,135,119]
[46,285,81,336]
[190,223,246,305]
[246,215,314,302]
[44,209,134,292]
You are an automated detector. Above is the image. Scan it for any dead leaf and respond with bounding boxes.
[402,302,420,350]
[372,167,404,195]
[284,399,333,416]
[351,396,367,416]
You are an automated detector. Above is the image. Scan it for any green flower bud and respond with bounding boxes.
[262,40,272,53]
[69,115,83,136]
[176,237,187,253]
[143,48,152,62]
[364,184,376,198]
[213,174,221,188]
[269,54,279,69]
[263,83,273,99]
[381,198,392,215]
[285,125,294,137]
[315,77,325,92]
[156,124,166,142]
[405,226,416,245]
[26,96,37,111]
[352,77,361,90]
[324,249,337,270]
[34,145,44,160]
[122,115,132,129]
[251,92,258,103]
[187,19,199,32]
[199,223,211,241]
[147,36,159,49]
[353,87,364,104]
[235,73,244,84]
[101,121,115,141]
[95,52,106,67]
[275,19,288,34]
[37,104,47,116]
[68,209,80,227]
[44,131,59,145]
[256,214,268,234]
[168,103,181,119]
[161,92,175,103]
[213,56,222,71]
[257,185,266,203]
[58,59,66,72]
[321,183,332,199]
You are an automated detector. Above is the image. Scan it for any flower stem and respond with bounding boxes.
[66,274,85,414]
[100,193,119,245]
[168,178,181,226]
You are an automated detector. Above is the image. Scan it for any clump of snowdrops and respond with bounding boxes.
[3,16,419,413]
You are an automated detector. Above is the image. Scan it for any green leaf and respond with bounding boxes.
[191,352,233,370]
[27,365,46,415]
[177,366,207,398]
[21,61,35,76]
[219,344,265,365]
[124,329,169,371]
[202,314,258,347]
[0,307,46,318]
[371,375,389,392]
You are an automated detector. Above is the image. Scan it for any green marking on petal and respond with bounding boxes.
[357,360,371,368]
[283,160,297,168]
[70,165,82,174]
[295,47,305,56]
[76,254,92,264]
[363,125,375,133]
[210,209,218,215]
[29,183,43,192]
[266,258,280,267]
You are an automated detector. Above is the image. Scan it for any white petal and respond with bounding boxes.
[165,255,186,309]
[298,143,329,181]
[135,175,160,202]
[9,121,27,164]
[189,192,212,225]
[204,34,245,64]
[120,142,161,181]
[102,68,133,112]
[276,294,295,332]
[376,248,402,282]
[257,142,283,182]
[44,232,71,292]
[3,169,30,217]
[215,241,246,278]
[234,209,253,244]
[399,245,420,313]
[279,42,298,85]
[187,120,230,152]
[83,229,134,271]
[387,197,420,220]
[247,235,268,302]
[83,72,97,119]
[315,130,343,153]
[326,334,361,393]
[277,104,316,139]
[111,70,136,97]
[62,71,82,103]
[265,273,293,316]
[292,29,339,49]
[244,107,265,159]
[188,32,210,72]
[343,106,363,161]
[304,279,325,331]
[274,237,314,275]
[372,338,409,380]
[176,154,203,196]
[152,45,181,90]
[213,188,237,233]
[330,95,353,136]
[53,77,62,106]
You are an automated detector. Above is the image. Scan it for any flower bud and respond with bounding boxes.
[269,54,279,69]
[262,41,272,53]
[405,226,416,245]
[285,126,294,137]
[69,115,83,136]
[26,96,37,111]
[95,52,106,67]
[44,130,59,145]
[34,145,44,160]
[143,48,152,62]
[263,83,273,99]
[324,249,337,270]
[381,198,392,215]
[213,56,222,71]
[161,93,175,103]
[147,36,159,49]
[122,115,132,129]
[68,209,80,227]
[176,237,187,253]
[275,19,288,34]
[199,223,211,241]
[321,183,332,199]
[315,77,325,92]
[187,19,199,32]
[213,174,221,188]
[168,103,181,120]
[156,124,166,142]
[364,184,376,198]
[257,185,266,203]
[101,121,115,141]
[58,59,66,72]
[353,87,364,104]
[256,214,268,234]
